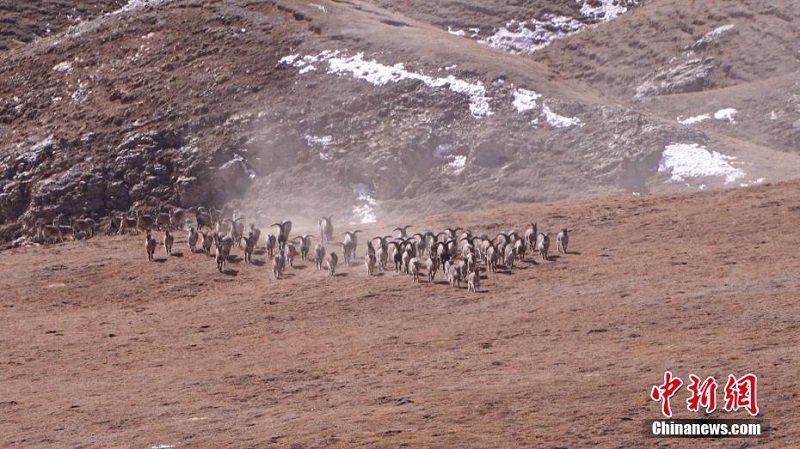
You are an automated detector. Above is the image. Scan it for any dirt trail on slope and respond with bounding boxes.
[1,182,799,447]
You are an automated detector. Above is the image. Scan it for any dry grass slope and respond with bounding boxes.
[1,182,799,447]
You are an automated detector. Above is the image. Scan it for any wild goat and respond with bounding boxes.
[265,234,277,258]
[503,244,515,272]
[393,225,412,238]
[72,218,95,239]
[193,206,213,231]
[313,244,326,271]
[294,235,312,261]
[242,232,256,263]
[342,230,362,259]
[376,246,388,273]
[155,210,171,231]
[231,217,245,247]
[514,238,526,260]
[215,235,234,272]
[272,250,286,280]
[425,257,438,282]
[447,261,463,288]
[57,224,73,240]
[216,218,233,236]
[467,268,481,293]
[171,208,186,230]
[248,224,261,248]
[36,219,63,244]
[104,215,121,235]
[365,252,377,276]
[188,227,199,252]
[535,232,551,261]
[136,211,155,234]
[201,231,214,255]
[145,232,157,261]
[326,252,338,276]
[272,220,292,250]
[401,247,412,274]
[557,228,569,253]
[408,257,421,282]
[318,215,334,243]
[163,230,174,255]
[524,223,538,251]
[118,214,138,235]
[286,243,299,268]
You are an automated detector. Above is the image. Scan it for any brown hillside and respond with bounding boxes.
[1,182,798,447]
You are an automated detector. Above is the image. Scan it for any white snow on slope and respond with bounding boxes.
[678,108,737,125]
[283,53,584,128]
[443,155,467,175]
[283,51,492,117]
[305,134,334,161]
[579,0,636,21]
[219,154,256,179]
[658,143,744,184]
[542,104,582,128]
[477,1,637,54]
[478,15,585,54]
[512,88,542,113]
[714,108,737,124]
[678,114,710,125]
[351,183,378,224]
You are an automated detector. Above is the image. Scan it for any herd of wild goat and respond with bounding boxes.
[33,206,570,292]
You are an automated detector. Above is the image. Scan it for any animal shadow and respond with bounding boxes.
[251,259,266,267]
[222,268,239,276]
[153,257,168,263]
[170,252,184,258]
[334,272,348,277]
[291,264,308,270]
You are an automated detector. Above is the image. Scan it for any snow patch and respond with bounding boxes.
[444,155,467,175]
[305,134,333,147]
[542,104,582,128]
[475,2,635,54]
[678,114,710,125]
[678,108,737,125]
[658,143,744,184]
[308,3,326,13]
[283,51,492,117]
[478,15,585,54]
[350,184,378,224]
[578,0,635,21]
[739,178,766,188]
[714,108,737,124]
[305,134,334,161]
[219,154,256,179]
[512,88,542,113]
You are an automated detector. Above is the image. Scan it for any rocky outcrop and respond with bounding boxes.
[635,57,716,98]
